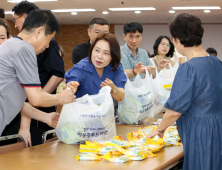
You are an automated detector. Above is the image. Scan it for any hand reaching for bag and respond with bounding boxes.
[100,78,116,91]
[67,81,80,94]
[133,63,147,75]
[46,112,60,129]
[146,66,156,75]
[159,59,169,69]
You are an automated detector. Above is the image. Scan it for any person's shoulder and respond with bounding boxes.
[13,39,35,53]
[73,41,89,50]
[139,48,149,56]
[120,46,128,59]
[178,61,196,74]
[74,57,92,70]
[9,38,30,47]
[116,62,124,71]
[49,38,59,46]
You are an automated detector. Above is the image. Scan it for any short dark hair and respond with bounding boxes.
[0,19,9,38]
[153,35,174,58]
[0,8,5,19]
[89,17,109,29]
[206,47,217,56]
[22,9,60,35]
[123,22,143,35]
[169,13,204,47]
[88,32,121,71]
[12,1,39,15]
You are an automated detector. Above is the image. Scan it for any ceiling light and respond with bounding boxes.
[172,6,221,10]
[71,12,77,15]
[135,11,141,14]
[5,11,14,15]
[169,10,175,13]
[8,0,57,2]
[204,10,210,13]
[51,9,96,12]
[109,7,156,11]
[102,11,109,14]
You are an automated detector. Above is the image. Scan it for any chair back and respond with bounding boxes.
[0,134,26,154]
[42,129,58,143]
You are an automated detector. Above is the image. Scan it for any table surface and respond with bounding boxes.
[0,117,184,170]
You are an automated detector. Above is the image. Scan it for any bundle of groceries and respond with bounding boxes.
[75,126,181,163]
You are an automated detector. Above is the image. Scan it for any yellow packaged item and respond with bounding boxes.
[140,126,157,135]
[79,149,99,154]
[104,140,131,148]
[164,138,181,146]
[142,138,165,152]
[75,154,103,161]
[114,136,124,141]
[163,84,172,90]
[146,151,156,158]
[129,152,148,161]
[85,141,103,147]
[118,147,144,156]
[97,145,118,155]
[102,151,130,163]
[127,132,146,144]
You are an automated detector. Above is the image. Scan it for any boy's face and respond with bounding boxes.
[123,30,142,51]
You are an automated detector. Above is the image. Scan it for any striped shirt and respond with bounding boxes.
[120,43,153,81]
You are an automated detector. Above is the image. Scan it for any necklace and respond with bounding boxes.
[154,56,159,67]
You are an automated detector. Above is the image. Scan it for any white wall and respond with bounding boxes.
[115,24,222,60]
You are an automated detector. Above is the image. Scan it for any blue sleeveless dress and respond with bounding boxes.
[165,55,222,170]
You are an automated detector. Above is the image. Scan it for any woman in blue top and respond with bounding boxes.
[147,13,222,170]
[65,32,127,101]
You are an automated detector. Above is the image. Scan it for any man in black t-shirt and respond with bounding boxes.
[72,17,109,64]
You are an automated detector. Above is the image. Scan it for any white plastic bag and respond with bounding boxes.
[118,69,154,124]
[159,59,179,80]
[56,86,116,144]
[151,69,171,115]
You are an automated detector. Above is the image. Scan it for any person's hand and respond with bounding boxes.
[100,78,116,89]
[45,112,60,129]
[18,128,32,147]
[58,89,76,105]
[67,81,80,94]
[133,62,145,74]
[159,59,169,69]
[146,66,156,75]
[146,129,164,139]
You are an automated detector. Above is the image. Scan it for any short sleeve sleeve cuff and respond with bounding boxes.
[164,63,197,114]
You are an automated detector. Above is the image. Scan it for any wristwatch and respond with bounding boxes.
[111,87,117,93]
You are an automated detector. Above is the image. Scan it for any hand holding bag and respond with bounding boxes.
[56,86,116,144]
[118,68,154,124]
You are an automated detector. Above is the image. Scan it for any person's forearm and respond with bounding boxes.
[145,66,156,79]
[152,71,156,79]
[156,109,182,132]
[111,88,125,101]
[124,69,135,80]
[20,103,49,124]
[43,76,64,94]
[157,66,163,73]
[25,87,64,107]
[20,113,31,130]
[166,60,175,69]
